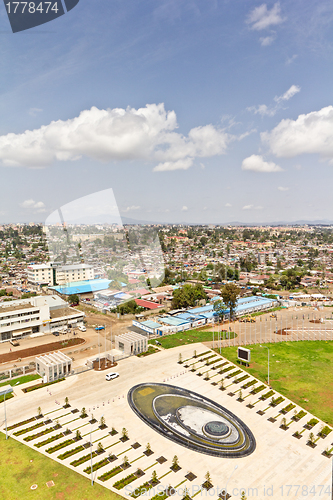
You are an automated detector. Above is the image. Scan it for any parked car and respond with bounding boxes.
[155,340,161,346]
[106,372,119,381]
[78,325,86,332]
[52,331,60,336]
[95,326,105,331]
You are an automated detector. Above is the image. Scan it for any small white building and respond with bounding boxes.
[36,351,72,382]
[115,332,148,356]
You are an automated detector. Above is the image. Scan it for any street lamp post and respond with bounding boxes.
[224,465,238,500]
[90,413,103,486]
[260,345,270,386]
[1,385,16,440]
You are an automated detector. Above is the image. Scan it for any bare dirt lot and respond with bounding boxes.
[0,337,85,364]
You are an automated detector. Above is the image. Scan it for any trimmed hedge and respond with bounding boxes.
[35,432,63,448]
[83,456,114,473]
[71,451,98,467]
[242,379,256,389]
[24,425,61,442]
[98,465,123,482]
[58,444,84,460]
[251,384,265,394]
[13,421,44,436]
[47,438,75,454]
[260,390,274,401]
[7,417,35,431]
[113,470,144,490]
[23,378,65,393]
[280,403,296,414]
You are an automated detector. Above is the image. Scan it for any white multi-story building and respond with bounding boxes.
[27,263,94,286]
[0,295,85,343]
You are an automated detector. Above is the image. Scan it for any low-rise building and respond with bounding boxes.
[115,331,148,355]
[36,351,72,382]
[27,263,94,286]
[0,295,85,342]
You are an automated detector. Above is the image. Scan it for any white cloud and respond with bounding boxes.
[242,204,264,210]
[278,186,289,191]
[247,104,276,117]
[0,104,232,172]
[225,203,232,207]
[260,35,276,46]
[274,85,301,103]
[261,105,333,161]
[241,154,283,173]
[28,108,43,117]
[153,158,193,172]
[248,85,301,117]
[122,205,141,213]
[181,206,188,212]
[246,2,284,31]
[20,199,45,212]
[286,54,298,65]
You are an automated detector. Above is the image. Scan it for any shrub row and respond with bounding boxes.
[234,374,249,384]
[242,379,256,389]
[293,410,307,421]
[35,432,64,448]
[280,403,296,414]
[58,444,84,460]
[220,366,232,374]
[14,421,44,436]
[83,456,113,473]
[7,417,35,431]
[226,369,242,379]
[270,396,285,407]
[251,384,266,394]
[306,418,319,429]
[71,451,97,467]
[24,425,61,442]
[319,426,332,438]
[260,390,274,401]
[98,465,123,482]
[47,438,75,454]
[113,470,143,490]
[23,378,65,393]
[131,481,154,498]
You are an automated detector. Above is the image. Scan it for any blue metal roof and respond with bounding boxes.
[141,320,162,329]
[51,279,112,295]
[159,317,191,327]
[176,312,204,321]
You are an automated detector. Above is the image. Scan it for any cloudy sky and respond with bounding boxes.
[0,0,333,224]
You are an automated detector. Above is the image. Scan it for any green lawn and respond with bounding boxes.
[219,340,333,426]
[149,329,235,349]
[0,374,41,389]
[0,433,124,500]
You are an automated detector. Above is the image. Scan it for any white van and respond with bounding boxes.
[106,372,119,381]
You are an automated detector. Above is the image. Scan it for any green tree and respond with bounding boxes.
[68,294,79,305]
[213,299,227,322]
[151,470,158,484]
[220,283,240,320]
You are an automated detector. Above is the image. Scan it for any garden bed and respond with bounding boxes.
[113,469,144,490]
[0,337,85,364]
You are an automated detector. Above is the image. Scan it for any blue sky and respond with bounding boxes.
[0,0,333,224]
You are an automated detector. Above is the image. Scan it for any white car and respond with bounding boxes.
[106,372,119,381]
[78,325,86,332]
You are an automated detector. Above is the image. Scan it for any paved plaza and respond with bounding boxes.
[2,343,332,500]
